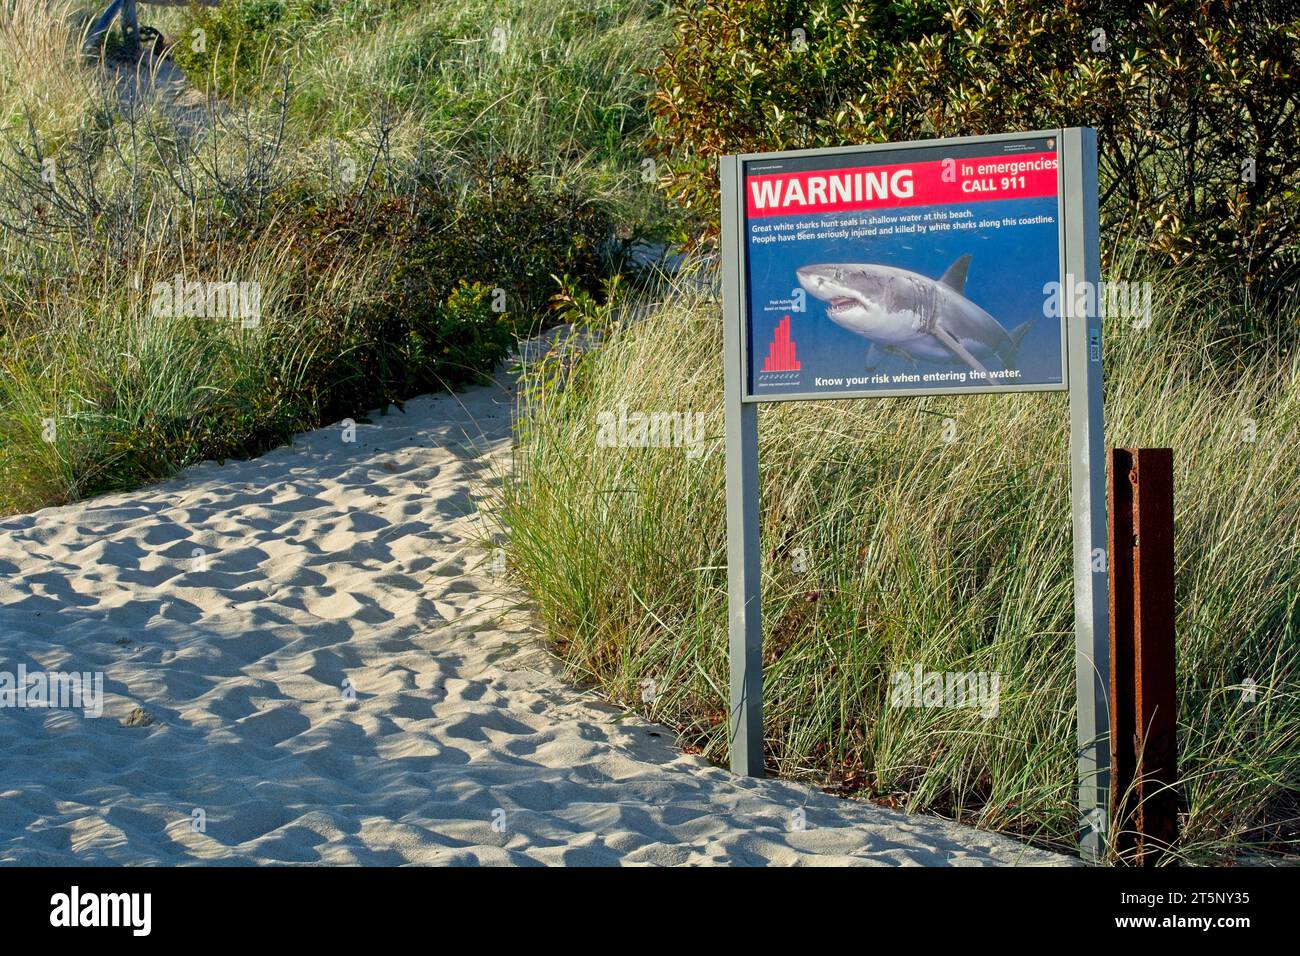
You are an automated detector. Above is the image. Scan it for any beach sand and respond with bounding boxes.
[0,353,1073,866]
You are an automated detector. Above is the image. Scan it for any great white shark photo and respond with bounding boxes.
[796,255,1032,384]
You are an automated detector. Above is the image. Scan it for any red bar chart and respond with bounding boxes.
[762,315,800,372]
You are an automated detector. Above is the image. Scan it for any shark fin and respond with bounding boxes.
[1010,321,1032,350]
[997,321,1033,369]
[931,323,997,385]
[938,254,972,295]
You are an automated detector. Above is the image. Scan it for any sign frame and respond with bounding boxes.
[720,128,1110,861]
[737,131,1071,402]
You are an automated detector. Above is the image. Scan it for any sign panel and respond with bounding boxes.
[742,134,1067,399]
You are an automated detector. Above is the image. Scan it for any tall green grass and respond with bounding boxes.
[164,0,672,230]
[497,261,1300,861]
[0,0,671,515]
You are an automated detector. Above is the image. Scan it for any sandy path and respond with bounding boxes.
[0,354,1072,866]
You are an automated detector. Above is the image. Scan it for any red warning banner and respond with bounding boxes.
[746,152,1059,218]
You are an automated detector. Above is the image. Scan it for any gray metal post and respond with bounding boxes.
[84,0,125,53]
[122,0,140,54]
[720,155,764,776]
[1062,127,1110,861]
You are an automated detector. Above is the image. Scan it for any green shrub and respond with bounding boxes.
[651,1,1300,303]
[171,0,333,95]
[649,0,944,225]
[0,152,615,511]
[287,156,613,415]
[227,155,612,429]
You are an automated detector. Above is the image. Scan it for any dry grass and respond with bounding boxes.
[498,258,1300,862]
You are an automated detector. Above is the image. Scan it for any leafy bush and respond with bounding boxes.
[273,156,613,418]
[171,0,333,95]
[650,0,1300,301]
[649,0,944,222]
[0,121,615,509]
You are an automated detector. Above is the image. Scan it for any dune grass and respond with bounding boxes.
[158,0,672,228]
[497,260,1300,861]
[0,0,671,515]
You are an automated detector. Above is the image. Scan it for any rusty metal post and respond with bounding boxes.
[1108,448,1179,865]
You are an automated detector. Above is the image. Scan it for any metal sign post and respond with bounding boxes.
[1061,127,1110,861]
[122,0,140,54]
[720,128,1109,860]
[720,157,764,776]
[84,1,139,55]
